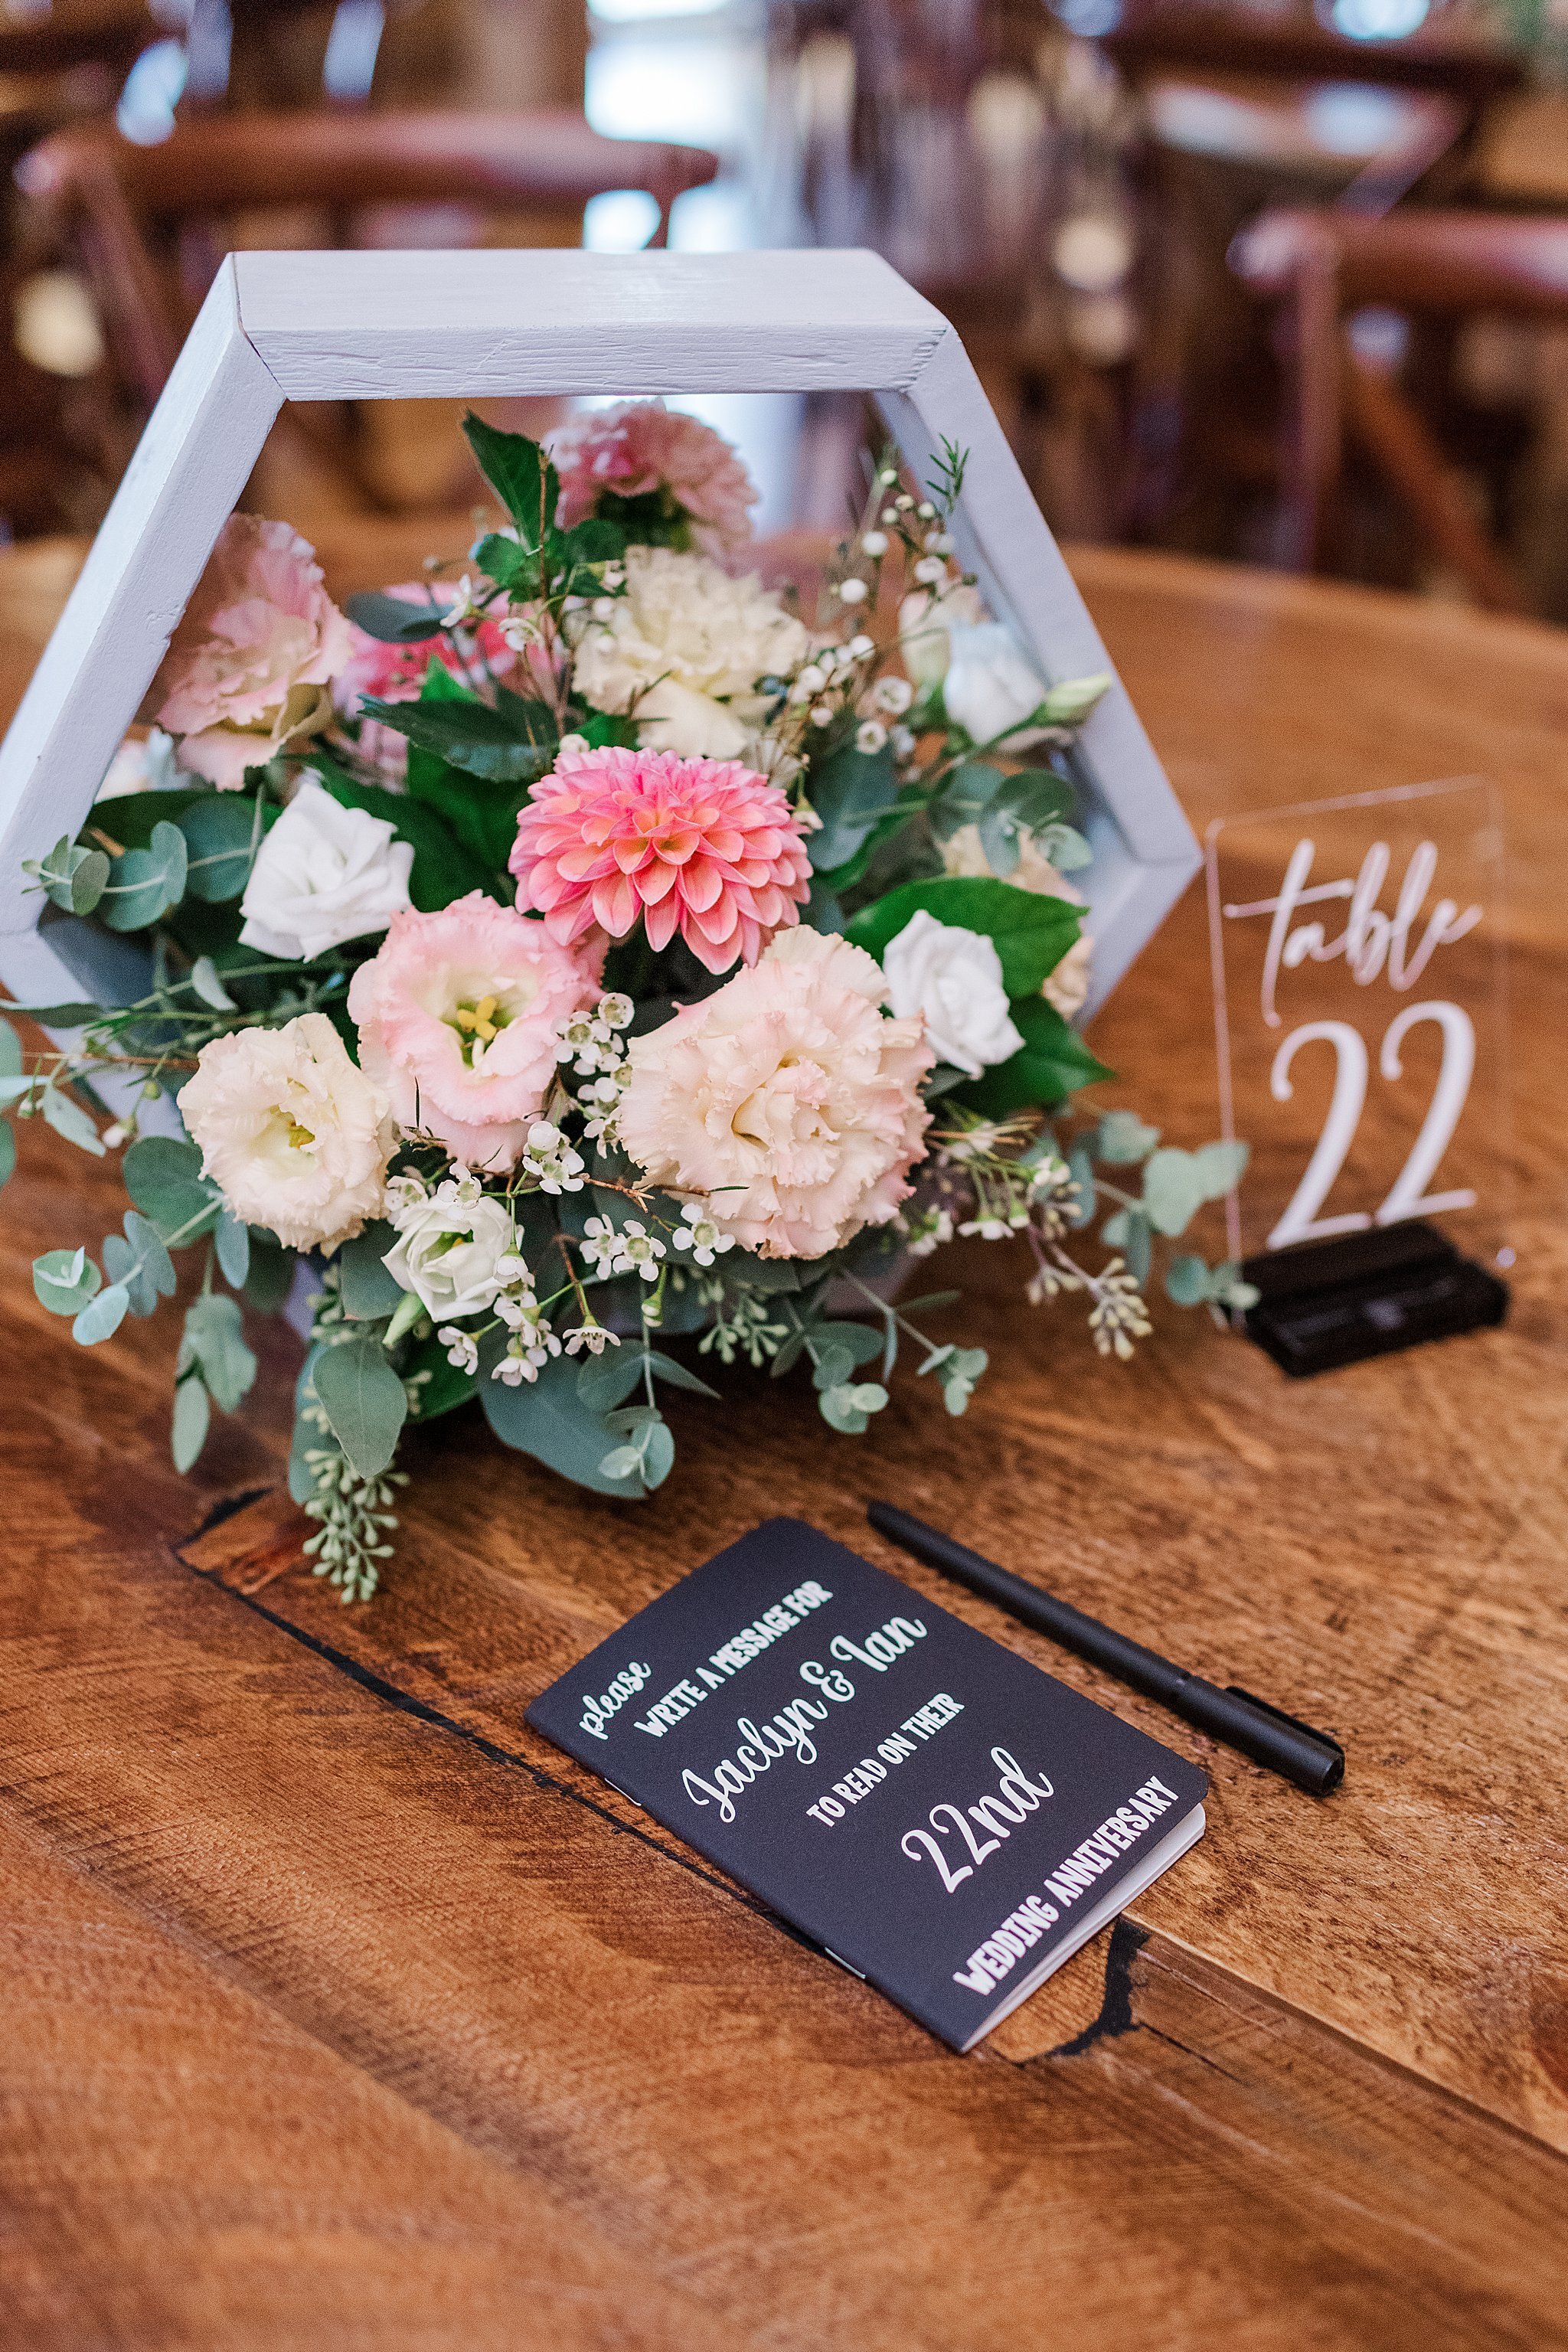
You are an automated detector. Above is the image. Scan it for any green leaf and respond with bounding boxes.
[40,1085,105,1156]
[819,1380,888,1433]
[1096,1109,1161,1165]
[337,1222,404,1321]
[244,1233,295,1314]
[100,819,188,931]
[172,1375,211,1473]
[462,411,560,540]
[214,1210,250,1290]
[403,1330,479,1420]
[178,1292,258,1414]
[32,835,109,914]
[479,1336,642,1498]
[124,1136,223,1246]
[645,1349,719,1399]
[312,756,491,911]
[641,1417,675,1489]
[577,1347,644,1410]
[33,1246,100,1315]
[0,1018,18,1079]
[957,995,1113,1116]
[360,691,552,786]
[473,532,534,596]
[125,1209,177,1298]
[927,760,1004,843]
[180,794,266,902]
[1164,1253,1210,1307]
[846,877,1081,997]
[104,1211,173,1315]
[1101,1207,1152,1286]
[312,1329,405,1476]
[805,743,899,872]
[1194,1138,1250,1196]
[74,1282,129,1344]
[344,590,446,644]
[598,1442,645,1481]
[0,1121,13,1188]
[0,1000,106,1026]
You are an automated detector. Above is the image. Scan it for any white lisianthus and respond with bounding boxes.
[880,910,1024,1080]
[897,581,984,687]
[570,544,808,759]
[383,1174,518,1321]
[177,1011,394,1253]
[239,779,414,960]
[942,825,1094,1020]
[939,622,1049,748]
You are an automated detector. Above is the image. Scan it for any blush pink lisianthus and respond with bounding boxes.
[510,746,812,976]
[155,514,357,790]
[547,400,757,552]
[617,928,934,1259]
[348,893,599,1173]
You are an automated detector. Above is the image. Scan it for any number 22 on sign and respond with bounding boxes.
[1206,782,1504,1256]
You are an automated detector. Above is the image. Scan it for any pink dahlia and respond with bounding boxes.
[348,893,599,1173]
[510,746,812,976]
[155,514,357,790]
[548,400,757,553]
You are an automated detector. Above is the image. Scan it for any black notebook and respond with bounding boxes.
[527,1517,1208,2050]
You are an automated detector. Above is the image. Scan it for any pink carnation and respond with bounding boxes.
[548,400,757,552]
[348,893,598,1173]
[618,927,933,1259]
[155,514,356,790]
[511,746,812,976]
[336,583,519,710]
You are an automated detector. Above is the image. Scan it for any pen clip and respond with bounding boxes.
[1225,1685,1344,1766]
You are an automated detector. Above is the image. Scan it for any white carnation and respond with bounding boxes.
[238,779,413,962]
[880,910,1024,1080]
[177,1011,394,1253]
[384,1179,518,1321]
[570,544,808,759]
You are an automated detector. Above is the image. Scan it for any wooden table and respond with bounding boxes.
[4,534,1568,2348]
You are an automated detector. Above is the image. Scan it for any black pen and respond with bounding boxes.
[866,1502,1344,1796]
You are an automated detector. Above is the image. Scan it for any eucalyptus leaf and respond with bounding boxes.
[1066,1135,1097,1225]
[33,835,109,915]
[100,819,188,931]
[172,1375,211,1473]
[124,1135,222,1246]
[214,1210,250,1290]
[41,1085,105,1156]
[179,1292,258,1414]
[645,1349,719,1399]
[479,1334,638,1498]
[1095,1110,1161,1165]
[1164,1253,1211,1307]
[0,1122,14,1188]
[0,1018,18,1079]
[74,1282,129,1344]
[180,795,264,902]
[337,1221,404,1321]
[642,1417,676,1488]
[805,742,898,872]
[577,1348,645,1410]
[33,1246,100,1315]
[312,1329,405,1475]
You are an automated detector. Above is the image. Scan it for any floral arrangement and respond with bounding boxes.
[5,402,1253,1598]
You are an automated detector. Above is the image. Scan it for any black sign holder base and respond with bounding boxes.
[1240,1221,1509,1378]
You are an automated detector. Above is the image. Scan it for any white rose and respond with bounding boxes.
[940,622,1049,748]
[880,910,1024,1079]
[571,544,808,758]
[384,1180,518,1321]
[897,582,984,686]
[239,779,414,961]
[177,1011,394,1253]
[942,824,1094,1020]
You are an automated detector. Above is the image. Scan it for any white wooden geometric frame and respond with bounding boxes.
[0,247,1198,1014]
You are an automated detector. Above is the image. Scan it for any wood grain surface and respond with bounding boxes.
[3,534,1567,2347]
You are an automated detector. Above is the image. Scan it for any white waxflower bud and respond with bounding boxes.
[916,501,937,519]
[810,703,835,727]
[848,633,874,659]
[861,530,889,557]
[836,577,869,605]
[856,720,889,754]
[913,555,946,585]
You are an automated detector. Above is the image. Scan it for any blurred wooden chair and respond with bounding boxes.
[15,109,720,511]
[1231,206,1568,611]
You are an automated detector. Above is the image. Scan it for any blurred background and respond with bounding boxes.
[5,0,1568,616]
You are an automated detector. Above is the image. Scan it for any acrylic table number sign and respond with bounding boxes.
[1205,778,1511,1375]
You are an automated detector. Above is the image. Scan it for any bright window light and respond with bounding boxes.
[582,188,662,251]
